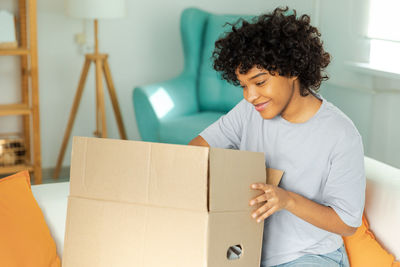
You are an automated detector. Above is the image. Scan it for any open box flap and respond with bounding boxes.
[208,148,266,212]
[70,136,209,211]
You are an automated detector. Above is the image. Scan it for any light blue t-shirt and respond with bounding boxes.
[199,95,366,267]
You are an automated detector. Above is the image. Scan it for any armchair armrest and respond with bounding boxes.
[133,73,198,142]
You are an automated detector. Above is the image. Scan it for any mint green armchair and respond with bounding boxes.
[133,8,253,144]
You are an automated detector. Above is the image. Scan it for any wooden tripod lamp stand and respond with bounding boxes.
[54,0,127,178]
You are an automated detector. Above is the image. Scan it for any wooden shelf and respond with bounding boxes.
[0,48,30,56]
[0,0,42,184]
[0,164,33,175]
[0,104,31,116]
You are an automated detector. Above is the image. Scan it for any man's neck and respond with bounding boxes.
[281,84,322,124]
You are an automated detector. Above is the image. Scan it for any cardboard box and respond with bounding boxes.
[62,136,283,267]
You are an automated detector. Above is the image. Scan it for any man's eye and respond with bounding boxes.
[256,81,265,86]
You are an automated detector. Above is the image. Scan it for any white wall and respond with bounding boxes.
[1,0,316,169]
[317,0,400,168]
[1,0,399,170]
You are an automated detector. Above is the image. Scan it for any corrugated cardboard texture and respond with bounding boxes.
[266,168,284,187]
[207,211,264,267]
[63,197,209,267]
[209,148,266,212]
[63,136,271,267]
[70,137,209,211]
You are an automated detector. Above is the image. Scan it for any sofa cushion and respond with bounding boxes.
[198,13,252,112]
[343,214,396,266]
[0,171,60,267]
[159,112,223,144]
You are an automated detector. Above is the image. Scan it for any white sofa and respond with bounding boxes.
[31,156,400,260]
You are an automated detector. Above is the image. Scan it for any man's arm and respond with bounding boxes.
[250,183,358,236]
[192,135,357,236]
[188,135,210,147]
[286,191,358,236]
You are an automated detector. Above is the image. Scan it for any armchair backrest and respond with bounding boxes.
[180,8,255,113]
[180,8,209,77]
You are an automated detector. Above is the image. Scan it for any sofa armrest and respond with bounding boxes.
[133,73,198,142]
[364,156,400,260]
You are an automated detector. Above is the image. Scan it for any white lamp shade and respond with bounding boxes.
[66,0,125,19]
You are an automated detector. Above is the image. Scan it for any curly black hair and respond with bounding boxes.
[212,6,331,96]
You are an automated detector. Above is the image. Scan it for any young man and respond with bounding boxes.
[189,7,365,267]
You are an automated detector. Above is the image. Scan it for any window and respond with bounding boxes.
[367,0,400,71]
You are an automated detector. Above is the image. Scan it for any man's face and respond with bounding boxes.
[236,66,297,119]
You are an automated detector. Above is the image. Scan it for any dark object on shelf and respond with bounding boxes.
[0,133,27,166]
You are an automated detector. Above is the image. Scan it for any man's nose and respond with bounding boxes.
[246,86,259,103]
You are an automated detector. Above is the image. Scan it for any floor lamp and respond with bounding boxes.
[53,0,127,178]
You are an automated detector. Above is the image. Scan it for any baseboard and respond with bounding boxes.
[41,166,70,182]
[0,166,70,184]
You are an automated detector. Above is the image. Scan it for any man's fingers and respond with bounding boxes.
[251,183,272,191]
[249,193,267,206]
[256,206,278,223]
[251,183,265,190]
[251,202,273,219]
[249,192,273,206]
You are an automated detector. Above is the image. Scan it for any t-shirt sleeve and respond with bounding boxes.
[322,132,366,228]
[199,99,248,149]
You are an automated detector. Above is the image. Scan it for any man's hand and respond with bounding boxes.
[188,135,210,147]
[249,183,294,223]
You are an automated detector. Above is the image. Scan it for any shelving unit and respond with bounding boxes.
[0,0,42,184]
[0,48,29,55]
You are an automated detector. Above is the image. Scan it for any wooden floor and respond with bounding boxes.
[0,166,70,185]
[37,166,70,184]
[39,175,69,184]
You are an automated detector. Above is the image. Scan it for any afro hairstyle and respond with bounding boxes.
[212,6,331,96]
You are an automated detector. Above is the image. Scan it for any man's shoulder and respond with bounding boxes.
[320,100,362,141]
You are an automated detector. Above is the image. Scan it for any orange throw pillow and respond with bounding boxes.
[343,214,396,267]
[0,171,60,267]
